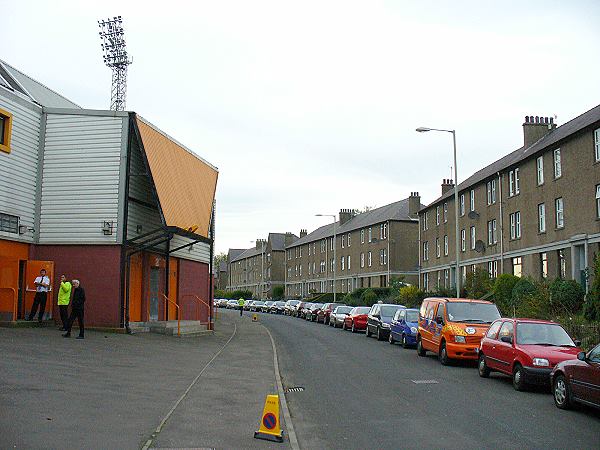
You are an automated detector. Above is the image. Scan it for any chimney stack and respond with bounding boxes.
[409,192,421,216]
[339,209,354,226]
[441,179,454,195]
[284,232,296,246]
[523,115,556,148]
[300,229,307,238]
[255,239,265,250]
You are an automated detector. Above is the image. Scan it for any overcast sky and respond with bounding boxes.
[3,1,600,255]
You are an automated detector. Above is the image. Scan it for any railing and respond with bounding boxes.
[161,294,180,336]
[180,294,212,330]
[0,287,17,321]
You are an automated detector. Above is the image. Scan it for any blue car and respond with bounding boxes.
[389,308,419,348]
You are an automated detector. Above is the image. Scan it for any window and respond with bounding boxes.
[443,203,448,223]
[444,269,449,288]
[380,224,384,239]
[486,321,502,339]
[341,235,345,248]
[444,235,448,256]
[299,246,302,257]
[347,255,351,270]
[596,184,600,219]
[461,229,466,252]
[436,238,440,258]
[423,273,429,291]
[553,148,562,178]
[330,237,334,251]
[509,168,520,196]
[540,252,548,279]
[435,304,445,323]
[595,128,600,162]
[423,241,429,261]
[498,321,514,340]
[487,180,496,205]
[487,219,497,245]
[488,260,498,278]
[347,233,351,247]
[538,203,546,233]
[558,250,567,278]
[512,257,522,277]
[461,266,466,283]
[555,197,564,228]
[321,239,325,253]
[436,206,440,225]
[460,194,465,216]
[360,229,364,244]
[299,265,302,276]
[536,156,544,185]
[368,251,372,267]
[380,249,387,265]
[470,226,476,250]
[0,212,18,234]
[341,256,345,271]
[313,261,316,274]
[422,212,428,231]
[368,227,372,243]
[0,109,13,154]
[360,253,365,268]
[470,189,475,211]
[509,211,521,239]
[383,223,387,239]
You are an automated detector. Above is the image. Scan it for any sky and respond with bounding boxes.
[3,0,600,256]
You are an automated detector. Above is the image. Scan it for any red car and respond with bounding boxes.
[478,318,582,391]
[316,303,342,324]
[343,306,371,332]
[551,342,600,410]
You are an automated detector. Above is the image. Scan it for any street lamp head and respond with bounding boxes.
[416,127,432,133]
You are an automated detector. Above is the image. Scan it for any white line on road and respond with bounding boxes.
[141,323,238,450]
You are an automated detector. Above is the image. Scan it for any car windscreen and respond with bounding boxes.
[276,302,286,306]
[254,301,264,306]
[405,311,419,322]
[335,306,353,314]
[446,302,500,323]
[516,323,575,346]
[380,305,400,317]
[353,307,371,314]
[265,302,273,306]
[288,300,300,306]
[312,303,324,309]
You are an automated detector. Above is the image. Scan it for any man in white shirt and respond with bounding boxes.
[27,269,50,322]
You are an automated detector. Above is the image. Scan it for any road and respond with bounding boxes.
[258,311,600,450]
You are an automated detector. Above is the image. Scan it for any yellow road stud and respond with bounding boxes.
[252,313,259,322]
[254,394,283,442]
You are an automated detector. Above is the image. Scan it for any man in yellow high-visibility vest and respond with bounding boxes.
[238,298,244,316]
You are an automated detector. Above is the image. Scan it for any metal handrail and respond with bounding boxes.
[161,293,180,336]
[180,294,210,324]
[194,295,215,330]
[0,287,17,321]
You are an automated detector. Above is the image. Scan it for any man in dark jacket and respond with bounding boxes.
[63,279,85,339]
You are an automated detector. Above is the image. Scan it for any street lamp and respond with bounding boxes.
[416,126,460,298]
[251,240,266,299]
[316,214,337,302]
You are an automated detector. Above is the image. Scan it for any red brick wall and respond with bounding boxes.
[31,245,122,327]
[177,259,210,322]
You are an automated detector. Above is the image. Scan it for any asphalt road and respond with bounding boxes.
[259,312,600,450]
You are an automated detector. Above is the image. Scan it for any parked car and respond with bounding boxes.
[316,303,341,324]
[343,306,371,332]
[366,303,404,341]
[251,301,265,312]
[226,299,239,309]
[270,301,287,314]
[417,297,501,365]
[298,302,314,319]
[284,300,301,315]
[551,342,600,410]
[243,300,254,311]
[262,301,275,313]
[389,308,419,348]
[478,318,582,390]
[292,301,306,317]
[329,305,353,328]
[305,303,324,321]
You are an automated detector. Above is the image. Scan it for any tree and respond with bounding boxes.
[213,252,227,269]
[272,285,284,299]
[464,268,492,299]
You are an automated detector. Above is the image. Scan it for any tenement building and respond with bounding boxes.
[285,194,423,298]
[419,105,600,293]
[228,233,297,298]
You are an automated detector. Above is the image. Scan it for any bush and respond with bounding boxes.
[510,277,538,312]
[514,287,550,320]
[229,290,253,300]
[361,289,378,306]
[493,274,520,316]
[584,254,600,321]
[398,285,426,308]
[550,278,585,315]
[272,285,284,299]
[464,267,492,299]
[428,287,456,298]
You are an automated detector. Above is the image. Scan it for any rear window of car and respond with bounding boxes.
[353,307,371,314]
[335,306,353,314]
[380,305,400,317]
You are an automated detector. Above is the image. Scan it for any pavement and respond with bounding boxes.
[0,310,291,450]
[259,311,600,450]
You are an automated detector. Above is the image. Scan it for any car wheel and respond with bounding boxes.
[417,337,426,356]
[376,327,383,341]
[351,322,357,333]
[439,341,450,366]
[553,374,572,410]
[478,354,490,378]
[401,334,409,349]
[513,364,527,391]
[389,332,395,345]
[365,325,371,338]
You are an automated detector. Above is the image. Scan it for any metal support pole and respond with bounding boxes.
[452,130,460,298]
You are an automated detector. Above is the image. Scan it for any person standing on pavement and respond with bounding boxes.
[57,275,72,331]
[238,298,244,316]
[27,269,50,322]
[63,279,85,339]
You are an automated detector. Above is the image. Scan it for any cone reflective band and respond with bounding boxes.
[254,394,283,442]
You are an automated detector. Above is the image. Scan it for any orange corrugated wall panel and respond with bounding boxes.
[135,117,218,238]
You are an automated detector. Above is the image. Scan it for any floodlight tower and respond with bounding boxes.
[98,16,132,111]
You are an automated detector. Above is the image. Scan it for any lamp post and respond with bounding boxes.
[316,214,337,302]
[251,240,266,299]
[416,127,460,298]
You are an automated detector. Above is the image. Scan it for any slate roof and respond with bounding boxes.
[421,104,600,211]
[286,197,424,249]
[0,59,81,109]
[230,233,298,263]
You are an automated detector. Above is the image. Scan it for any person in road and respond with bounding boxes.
[63,279,85,339]
[238,298,244,316]
[57,275,72,331]
[27,269,50,322]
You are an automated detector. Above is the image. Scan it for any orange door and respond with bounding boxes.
[168,259,178,320]
[128,253,143,322]
[0,257,19,321]
[24,260,55,319]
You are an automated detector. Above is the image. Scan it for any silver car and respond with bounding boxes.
[329,305,354,328]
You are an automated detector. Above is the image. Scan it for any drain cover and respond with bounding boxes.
[285,386,305,393]
[411,379,439,384]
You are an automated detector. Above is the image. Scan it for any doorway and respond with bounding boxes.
[149,267,160,321]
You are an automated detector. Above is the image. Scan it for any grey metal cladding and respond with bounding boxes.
[170,235,210,264]
[39,114,123,243]
[0,94,42,243]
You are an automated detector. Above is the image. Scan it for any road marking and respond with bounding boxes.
[262,324,301,450]
[411,379,439,384]
[285,387,305,393]
[141,323,238,450]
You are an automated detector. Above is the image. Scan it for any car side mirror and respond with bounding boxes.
[577,351,586,361]
[574,339,582,347]
[500,335,512,344]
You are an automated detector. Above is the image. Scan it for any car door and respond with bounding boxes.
[367,305,378,333]
[391,309,403,339]
[420,301,437,350]
[571,345,600,406]
[482,320,503,371]
[494,321,515,375]
[432,303,445,351]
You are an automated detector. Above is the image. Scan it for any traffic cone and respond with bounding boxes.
[254,394,283,442]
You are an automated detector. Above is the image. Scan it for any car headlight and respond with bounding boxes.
[454,335,466,343]
[410,327,417,334]
[381,323,390,329]
[532,358,549,367]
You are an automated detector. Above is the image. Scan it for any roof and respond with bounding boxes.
[135,115,218,239]
[287,197,424,248]
[0,59,81,109]
[228,249,245,261]
[219,261,227,272]
[230,233,298,263]
[422,104,600,210]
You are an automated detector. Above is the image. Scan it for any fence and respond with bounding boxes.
[560,321,600,351]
